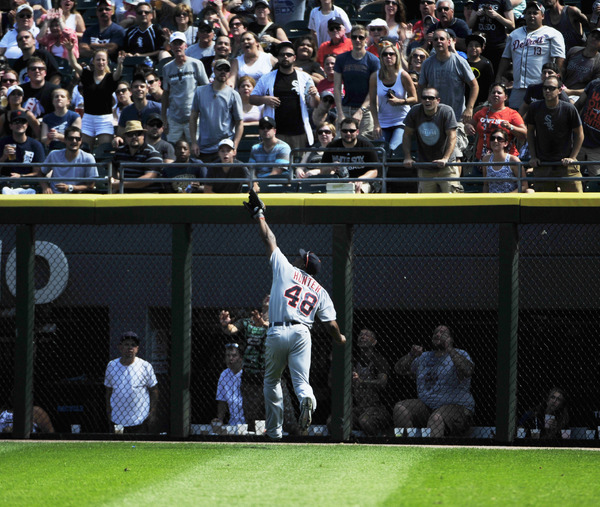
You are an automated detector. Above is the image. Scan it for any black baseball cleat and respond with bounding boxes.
[299,397,313,432]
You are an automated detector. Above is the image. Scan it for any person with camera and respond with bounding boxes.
[369,43,417,153]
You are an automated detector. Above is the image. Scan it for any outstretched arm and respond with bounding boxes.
[257,215,277,255]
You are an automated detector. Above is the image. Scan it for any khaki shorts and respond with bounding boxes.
[399,398,473,436]
[418,165,464,193]
[532,164,583,193]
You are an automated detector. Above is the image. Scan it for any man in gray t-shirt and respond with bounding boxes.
[161,32,209,144]
[189,59,243,163]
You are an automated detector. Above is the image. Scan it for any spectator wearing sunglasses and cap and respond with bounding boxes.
[0,4,40,59]
[80,0,126,59]
[316,16,353,66]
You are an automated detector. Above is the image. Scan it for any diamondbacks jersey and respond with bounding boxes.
[269,248,336,328]
[502,25,565,89]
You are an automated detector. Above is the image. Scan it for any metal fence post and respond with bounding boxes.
[14,225,35,439]
[170,223,192,437]
[330,224,353,441]
[495,223,519,442]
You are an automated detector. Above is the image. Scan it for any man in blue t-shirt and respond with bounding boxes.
[333,24,380,139]
[0,110,45,194]
[249,116,291,179]
[80,0,126,59]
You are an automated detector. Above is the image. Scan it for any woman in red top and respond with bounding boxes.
[465,82,526,160]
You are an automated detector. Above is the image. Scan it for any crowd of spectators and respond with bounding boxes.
[0,0,599,194]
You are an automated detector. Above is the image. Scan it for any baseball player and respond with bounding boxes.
[244,190,346,439]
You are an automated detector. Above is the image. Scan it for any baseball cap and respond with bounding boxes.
[6,85,23,97]
[320,90,334,99]
[97,0,113,7]
[525,1,545,14]
[466,32,486,46]
[145,113,163,126]
[218,138,235,149]
[120,331,140,345]
[9,110,26,122]
[170,31,187,44]
[197,19,213,32]
[17,4,34,14]
[277,41,294,55]
[328,16,344,28]
[255,0,270,8]
[213,58,231,70]
[367,18,388,29]
[299,249,321,276]
[259,116,276,128]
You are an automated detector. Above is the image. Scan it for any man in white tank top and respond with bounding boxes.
[245,191,346,439]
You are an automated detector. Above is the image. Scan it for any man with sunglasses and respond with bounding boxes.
[0,110,45,194]
[334,24,380,139]
[527,74,583,192]
[116,73,161,140]
[80,0,125,59]
[12,30,59,84]
[316,17,352,66]
[426,0,471,52]
[414,0,438,43]
[112,119,162,192]
[161,31,208,144]
[250,41,318,149]
[402,87,463,193]
[143,113,175,163]
[40,126,98,194]
[124,2,168,62]
[249,116,290,179]
[189,58,242,163]
[0,4,39,59]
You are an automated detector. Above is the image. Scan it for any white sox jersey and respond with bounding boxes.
[268,248,336,328]
[502,25,565,89]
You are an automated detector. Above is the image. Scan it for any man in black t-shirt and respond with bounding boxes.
[12,30,59,84]
[205,139,252,194]
[320,117,380,193]
[250,41,318,150]
[20,57,58,118]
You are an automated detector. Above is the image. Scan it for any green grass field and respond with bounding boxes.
[1,441,599,506]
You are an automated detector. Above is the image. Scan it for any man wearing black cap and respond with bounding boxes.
[80,0,126,59]
[244,191,346,439]
[316,17,352,66]
[249,116,291,178]
[105,331,159,434]
[185,20,215,61]
[189,58,243,163]
[0,110,45,193]
[250,41,318,149]
[496,1,565,108]
[144,113,175,163]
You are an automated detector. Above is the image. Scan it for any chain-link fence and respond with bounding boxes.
[1,213,599,444]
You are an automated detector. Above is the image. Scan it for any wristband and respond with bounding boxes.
[68,184,74,193]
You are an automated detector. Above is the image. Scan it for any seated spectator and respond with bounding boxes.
[64,41,124,149]
[239,75,263,126]
[316,17,353,67]
[351,329,391,436]
[36,9,79,60]
[0,110,45,195]
[213,343,246,427]
[563,29,600,100]
[162,138,207,193]
[112,120,162,192]
[0,403,54,433]
[0,4,40,59]
[20,57,59,119]
[393,325,475,437]
[79,0,126,60]
[249,116,290,178]
[294,36,325,85]
[205,138,253,193]
[116,74,162,139]
[296,122,336,178]
[185,19,215,61]
[312,90,337,127]
[41,87,82,151]
[228,32,276,89]
[113,81,133,126]
[519,387,569,439]
[143,113,175,163]
[40,126,98,193]
[248,0,288,55]
[123,3,169,62]
[481,128,530,193]
[0,85,40,139]
[321,117,380,193]
[308,0,352,48]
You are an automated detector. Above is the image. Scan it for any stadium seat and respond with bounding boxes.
[283,19,311,40]
[156,56,174,76]
[357,2,383,18]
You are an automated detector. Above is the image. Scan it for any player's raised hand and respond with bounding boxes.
[243,189,266,220]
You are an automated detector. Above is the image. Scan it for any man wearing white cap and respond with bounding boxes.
[189,58,243,163]
[0,4,40,59]
[161,31,208,144]
[204,138,252,193]
[366,19,389,57]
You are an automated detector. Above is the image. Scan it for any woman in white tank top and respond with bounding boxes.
[228,32,276,89]
[59,0,86,38]
[369,43,417,151]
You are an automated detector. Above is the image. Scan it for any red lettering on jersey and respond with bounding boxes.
[292,269,322,293]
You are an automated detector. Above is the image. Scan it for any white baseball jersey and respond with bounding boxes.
[502,25,565,89]
[268,248,336,328]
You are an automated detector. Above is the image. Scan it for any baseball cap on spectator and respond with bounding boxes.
[464,0,474,5]
[6,85,23,97]
[259,116,276,128]
[444,28,457,39]
[276,41,294,55]
[213,58,231,70]
[525,0,545,14]
[198,20,213,32]
[466,33,486,46]
[17,4,33,14]
[145,113,163,126]
[255,0,270,8]
[328,17,344,28]
[97,0,113,6]
[120,331,140,345]
[9,110,26,122]
[320,90,334,99]
[423,14,436,24]
[299,249,321,276]
[218,139,235,149]
[170,32,187,44]
[367,18,388,29]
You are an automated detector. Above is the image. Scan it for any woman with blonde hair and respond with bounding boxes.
[170,4,197,46]
[238,75,263,125]
[408,47,429,73]
[369,43,417,151]
[296,122,337,178]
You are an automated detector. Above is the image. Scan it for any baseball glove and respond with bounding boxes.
[243,189,266,219]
